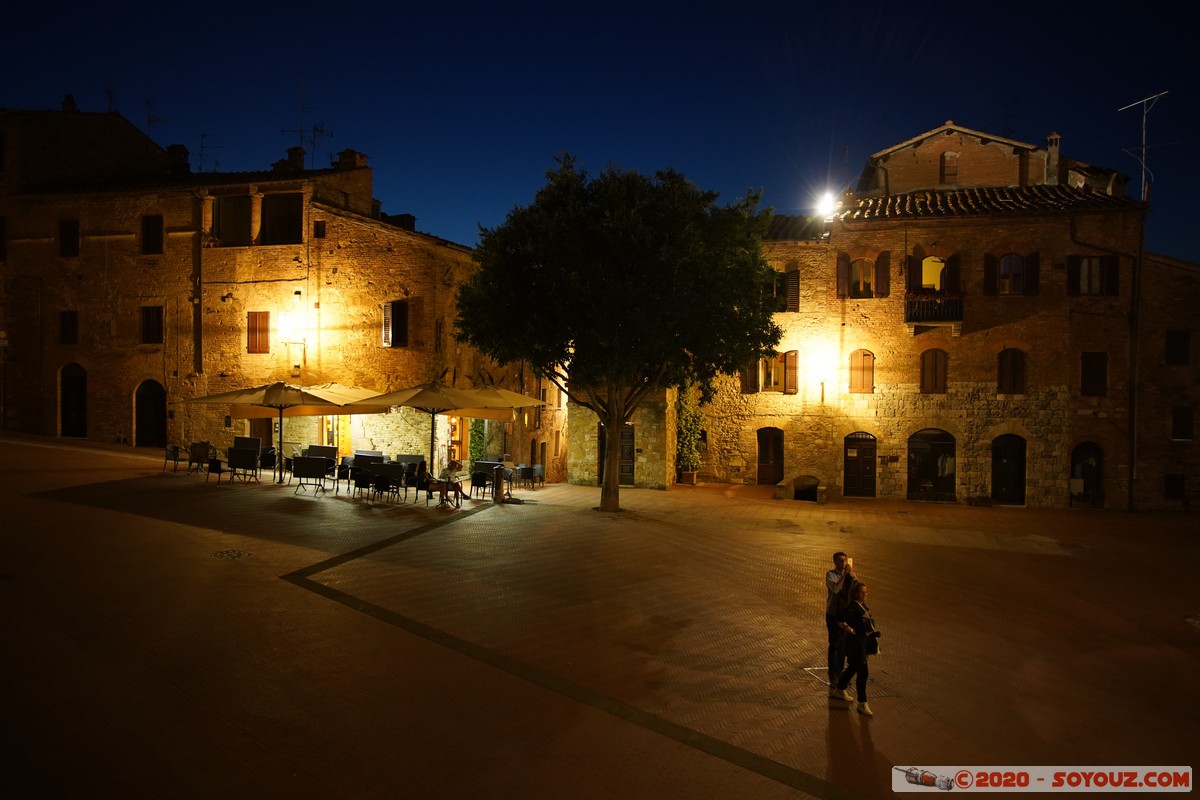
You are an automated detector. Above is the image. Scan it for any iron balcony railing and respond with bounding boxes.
[904,294,963,323]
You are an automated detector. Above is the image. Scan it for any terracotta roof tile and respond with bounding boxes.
[838,184,1140,222]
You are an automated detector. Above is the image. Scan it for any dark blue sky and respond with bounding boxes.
[6,2,1198,260]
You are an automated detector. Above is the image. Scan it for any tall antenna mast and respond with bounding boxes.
[1119,90,1168,202]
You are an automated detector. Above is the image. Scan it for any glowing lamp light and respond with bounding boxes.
[816,192,838,219]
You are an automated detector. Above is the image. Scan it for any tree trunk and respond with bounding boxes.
[598,401,625,512]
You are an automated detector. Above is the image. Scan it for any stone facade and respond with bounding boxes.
[0,104,565,473]
[699,122,1155,509]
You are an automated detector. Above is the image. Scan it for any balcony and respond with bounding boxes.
[904,291,963,335]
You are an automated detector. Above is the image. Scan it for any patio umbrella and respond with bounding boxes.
[348,381,512,470]
[186,381,385,483]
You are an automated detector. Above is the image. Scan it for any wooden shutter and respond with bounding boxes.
[247,311,270,354]
[1023,253,1040,295]
[983,254,998,295]
[943,255,961,293]
[850,349,874,393]
[874,252,890,297]
[921,349,947,393]
[1104,256,1120,296]
[383,300,409,347]
[784,350,799,395]
[785,270,800,312]
[836,253,850,298]
[1066,256,1081,295]
[740,362,760,394]
[381,303,392,346]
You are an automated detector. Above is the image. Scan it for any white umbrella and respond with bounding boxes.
[187,381,385,483]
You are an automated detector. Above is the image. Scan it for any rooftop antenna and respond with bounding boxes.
[1119,90,1168,202]
[308,123,333,168]
[197,132,223,173]
[143,98,166,133]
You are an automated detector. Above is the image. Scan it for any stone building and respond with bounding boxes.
[0,101,567,475]
[698,120,1192,510]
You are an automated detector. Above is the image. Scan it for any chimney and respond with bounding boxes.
[166,144,190,174]
[62,94,79,112]
[1045,132,1061,185]
[287,146,306,170]
[336,149,368,169]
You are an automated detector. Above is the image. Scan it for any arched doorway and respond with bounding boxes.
[843,432,877,497]
[991,434,1026,505]
[757,427,784,485]
[60,363,87,438]
[907,429,956,501]
[1070,442,1105,507]
[134,380,167,448]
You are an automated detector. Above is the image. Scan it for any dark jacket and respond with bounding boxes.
[842,600,877,659]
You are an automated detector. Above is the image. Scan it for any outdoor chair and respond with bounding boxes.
[163,444,187,473]
[291,456,329,494]
[187,441,215,475]
[226,447,260,483]
[350,468,373,500]
[469,471,492,499]
[205,456,230,485]
[532,463,545,488]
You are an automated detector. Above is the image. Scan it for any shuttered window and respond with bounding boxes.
[140,306,164,344]
[1067,255,1119,296]
[785,270,800,312]
[141,214,164,255]
[998,348,1026,394]
[849,349,875,393]
[920,349,948,393]
[382,300,409,347]
[247,311,270,354]
[1080,352,1107,396]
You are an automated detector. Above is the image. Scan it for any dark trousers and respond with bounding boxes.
[838,649,869,702]
[825,613,845,684]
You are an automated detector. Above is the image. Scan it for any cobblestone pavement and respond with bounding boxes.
[2,434,1197,799]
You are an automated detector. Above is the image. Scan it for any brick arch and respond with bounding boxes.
[985,420,1034,441]
[843,245,883,262]
[911,243,956,261]
[989,339,1034,355]
[901,421,964,442]
[989,241,1035,258]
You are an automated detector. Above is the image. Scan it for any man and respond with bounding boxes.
[825,551,858,696]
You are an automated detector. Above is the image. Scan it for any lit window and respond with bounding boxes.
[849,259,873,299]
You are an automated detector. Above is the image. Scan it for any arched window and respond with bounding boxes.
[998,253,1024,295]
[849,258,873,298]
[849,349,875,393]
[920,349,948,393]
[921,257,945,290]
[998,348,1026,394]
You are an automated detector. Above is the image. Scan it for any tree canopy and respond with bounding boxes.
[455,155,781,510]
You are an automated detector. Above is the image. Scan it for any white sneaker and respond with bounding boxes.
[839,689,855,702]
[857,702,874,717]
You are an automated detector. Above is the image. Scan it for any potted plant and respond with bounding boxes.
[675,385,703,485]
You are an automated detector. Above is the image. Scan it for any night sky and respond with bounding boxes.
[6,2,1198,260]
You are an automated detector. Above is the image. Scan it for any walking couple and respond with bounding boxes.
[825,551,880,717]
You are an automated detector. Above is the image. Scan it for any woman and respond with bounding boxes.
[835,582,879,717]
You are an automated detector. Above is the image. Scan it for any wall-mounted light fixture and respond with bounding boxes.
[220,292,234,302]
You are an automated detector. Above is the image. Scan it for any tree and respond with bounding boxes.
[455,155,781,511]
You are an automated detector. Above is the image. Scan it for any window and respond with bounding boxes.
[59,219,80,257]
[998,253,1023,295]
[940,151,958,184]
[837,253,890,299]
[985,252,1039,295]
[260,193,303,245]
[921,257,945,290]
[774,269,800,312]
[1164,474,1186,501]
[213,195,252,246]
[313,220,327,238]
[849,349,875,393]
[741,351,798,394]
[1067,255,1119,296]
[849,258,873,298]
[60,310,79,345]
[920,349,948,393]
[997,348,1026,394]
[1165,330,1190,365]
[434,318,444,353]
[382,300,409,347]
[1080,352,1108,397]
[140,306,164,344]
[247,311,270,354]
[141,214,164,255]
[1172,408,1194,441]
